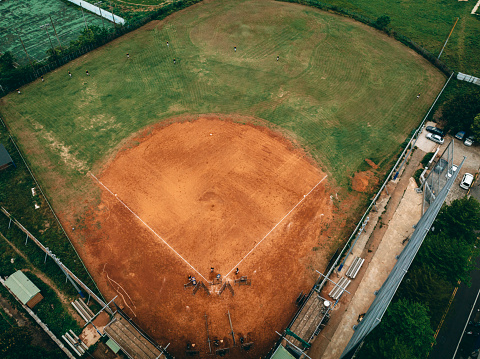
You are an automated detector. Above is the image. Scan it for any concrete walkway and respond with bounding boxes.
[320,177,422,358]
[307,147,427,358]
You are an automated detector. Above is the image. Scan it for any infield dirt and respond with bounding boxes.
[81,117,336,357]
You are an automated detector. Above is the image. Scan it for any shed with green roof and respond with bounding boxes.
[5,270,43,308]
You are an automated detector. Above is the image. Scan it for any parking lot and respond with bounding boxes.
[416,122,480,203]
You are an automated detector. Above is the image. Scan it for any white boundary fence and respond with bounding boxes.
[68,0,125,25]
[457,72,480,86]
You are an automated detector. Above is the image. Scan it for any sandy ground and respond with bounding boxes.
[320,177,422,359]
[306,147,427,358]
[79,117,335,358]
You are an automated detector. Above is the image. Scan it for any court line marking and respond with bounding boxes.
[89,172,209,283]
[225,174,328,278]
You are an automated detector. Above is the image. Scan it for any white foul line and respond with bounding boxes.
[225,174,328,278]
[88,172,209,282]
[452,288,480,359]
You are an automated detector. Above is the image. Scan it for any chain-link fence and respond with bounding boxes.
[422,140,455,213]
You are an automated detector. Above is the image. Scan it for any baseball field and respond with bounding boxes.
[0,0,445,357]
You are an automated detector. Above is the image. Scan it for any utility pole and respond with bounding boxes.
[16,29,35,73]
[79,2,89,30]
[40,24,55,54]
[49,15,63,51]
[94,2,105,30]
[110,1,116,29]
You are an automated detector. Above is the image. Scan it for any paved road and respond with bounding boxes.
[431,256,480,359]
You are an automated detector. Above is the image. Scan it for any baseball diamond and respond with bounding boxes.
[0,0,445,357]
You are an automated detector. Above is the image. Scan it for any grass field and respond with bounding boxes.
[107,0,480,75]
[302,0,480,75]
[0,0,444,210]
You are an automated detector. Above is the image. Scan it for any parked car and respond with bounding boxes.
[426,133,445,145]
[446,164,458,178]
[434,158,448,174]
[455,131,466,140]
[464,136,475,146]
[460,173,474,190]
[426,126,445,137]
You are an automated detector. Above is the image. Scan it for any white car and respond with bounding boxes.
[464,136,475,146]
[460,173,474,190]
[426,133,444,145]
[446,164,458,178]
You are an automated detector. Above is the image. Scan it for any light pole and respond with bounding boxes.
[79,1,89,30]
[94,1,105,30]
[49,15,63,51]
[40,24,55,55]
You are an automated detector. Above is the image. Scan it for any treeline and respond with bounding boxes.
[0,0,203,95]
[356,196,480,359]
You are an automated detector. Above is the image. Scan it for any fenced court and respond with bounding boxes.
[0,0,104,64]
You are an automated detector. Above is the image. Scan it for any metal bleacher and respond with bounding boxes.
[345,257,365,279]
[328,277,351,301]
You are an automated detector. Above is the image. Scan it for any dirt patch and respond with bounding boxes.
[80,117,335,358]
[351,170,378,193]
[365,158,379,170]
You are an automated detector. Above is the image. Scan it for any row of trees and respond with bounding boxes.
[441,86,480,139]
[356,196,480,358]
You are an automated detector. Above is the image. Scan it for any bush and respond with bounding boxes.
[420,152,435,167]
[413,168,423,187]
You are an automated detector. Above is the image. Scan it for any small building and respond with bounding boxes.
[0,143,15,171]
[5,270,43,308]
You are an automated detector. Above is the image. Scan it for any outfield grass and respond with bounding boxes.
[311,0,480,75]
[0,0,444,209]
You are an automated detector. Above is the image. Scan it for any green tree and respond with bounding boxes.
[435,196,480,245]
[442,88,480,133]
[0,52,15,73]
[357,299,434,359]
[374,15,391,30]
[471,113,480,140]
[397,264,453,326]
[416,232,479,285]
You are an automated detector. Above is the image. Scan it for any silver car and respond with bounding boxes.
[426,133,444,145]
[464,136,474,146]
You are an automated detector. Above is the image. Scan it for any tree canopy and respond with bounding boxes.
[358,299,435,359]
[441,87,480,133]
[471,113,480,140]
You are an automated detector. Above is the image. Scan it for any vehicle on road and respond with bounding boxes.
[460,173,474,190]
[455,131,466,140]
[446,164,458,178]
[426,126,445,137]
[465,136,475,147]
[426,133,445,145]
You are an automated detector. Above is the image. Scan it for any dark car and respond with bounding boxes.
[455,131,466,140]
[426,126,445,137]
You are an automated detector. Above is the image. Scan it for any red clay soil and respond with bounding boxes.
[80,117,334,358]
[351,170,378,193]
